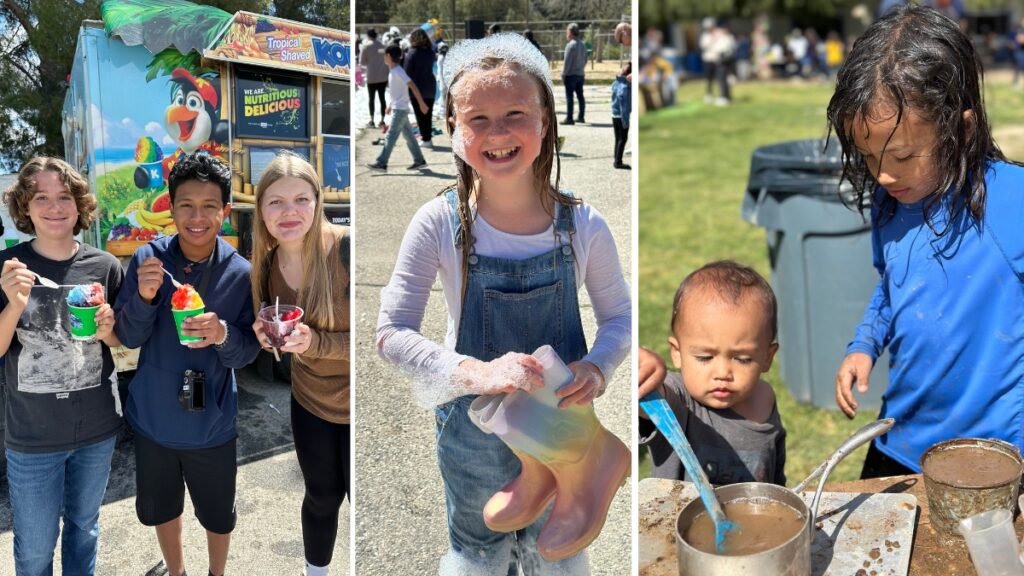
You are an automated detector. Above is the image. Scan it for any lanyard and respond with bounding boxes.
[172,239,218,300]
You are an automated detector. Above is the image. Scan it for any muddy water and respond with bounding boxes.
[923,447,1021,487]
[683,498,805,556]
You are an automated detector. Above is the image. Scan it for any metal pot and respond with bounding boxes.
[674,418,895,576]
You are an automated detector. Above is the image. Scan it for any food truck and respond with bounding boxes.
[62,0,351,259]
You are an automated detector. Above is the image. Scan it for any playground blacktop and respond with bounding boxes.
[352,82,634,575]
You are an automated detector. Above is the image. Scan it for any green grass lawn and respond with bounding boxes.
[638,75,1024,484]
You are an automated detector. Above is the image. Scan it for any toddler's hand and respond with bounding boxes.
[835,352,874,418]
[637,346,667,399]
[557,361,605,408]
[457,352,544,396]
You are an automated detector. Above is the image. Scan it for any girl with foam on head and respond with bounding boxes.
[829,5,1024,479]
[376,33,631,574]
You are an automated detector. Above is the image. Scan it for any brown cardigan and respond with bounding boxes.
[266,225,350,424]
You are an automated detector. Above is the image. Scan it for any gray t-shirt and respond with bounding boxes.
[0,242,124,453]
[640,371,787,486]
[360,39,389,84]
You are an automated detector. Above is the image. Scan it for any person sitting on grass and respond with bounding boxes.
[638,260,787,485]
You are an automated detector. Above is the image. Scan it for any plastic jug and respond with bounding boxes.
[958,508,1024,576]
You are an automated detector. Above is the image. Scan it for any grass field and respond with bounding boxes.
[638,72,1024,484]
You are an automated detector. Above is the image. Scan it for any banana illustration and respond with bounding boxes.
[137,209,174,228]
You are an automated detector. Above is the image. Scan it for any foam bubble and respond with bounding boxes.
[442,33,552,97]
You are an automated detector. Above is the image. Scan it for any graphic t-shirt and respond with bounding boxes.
[0,242,124,453]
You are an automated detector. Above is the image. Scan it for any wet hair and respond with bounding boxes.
[4,157,97,235]
[168,152,231,205]
[251,152,338,332]
[409,28,432,50]
[443,53,578,303]
[366,28,377,39]
[384,44,402,63]
[826,4,1007,229]
[670,260,777,343]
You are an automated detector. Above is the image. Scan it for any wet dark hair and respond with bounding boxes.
[671,260,777,342]
[827,4,1007,230]
[168,152,231,205]
[384,44,402,63]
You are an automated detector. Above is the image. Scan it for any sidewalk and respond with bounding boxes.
[353,83,632,575]
[0,363,351,575]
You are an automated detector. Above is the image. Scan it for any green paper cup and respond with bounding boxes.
[68,305,100,341]
[172,307,205,345]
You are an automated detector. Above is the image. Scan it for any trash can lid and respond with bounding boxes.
[747,138,852,200]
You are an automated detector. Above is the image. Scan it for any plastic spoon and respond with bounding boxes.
[271,297,281,361]
[640,390,737,552]
[26,270,61,289]
[792,418,895,521]
[162,268,183,289]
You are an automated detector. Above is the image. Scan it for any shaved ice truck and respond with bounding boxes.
[62,0,351,259]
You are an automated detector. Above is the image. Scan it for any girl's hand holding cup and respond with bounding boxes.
[557,360,606,408]
[1,258,33,310]
[281,322,313,355]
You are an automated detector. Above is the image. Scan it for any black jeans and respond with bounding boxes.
[292,395,350,566]
[412,98,435,143]
[563,75,585,120]
[367,81,387,123]
[612,117,628,165]
[860,440,915,479]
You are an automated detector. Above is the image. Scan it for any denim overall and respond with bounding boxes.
[434,190,590,575]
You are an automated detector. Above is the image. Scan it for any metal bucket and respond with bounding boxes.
[921,438,1024,539]
[675,483,812,576]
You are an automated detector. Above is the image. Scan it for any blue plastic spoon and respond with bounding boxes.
[640,390,737,552]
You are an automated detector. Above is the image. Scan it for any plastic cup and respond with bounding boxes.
[258,305,303,348]
[172,307,205,345]
[958,509,1024,576]
[68,305,100,341]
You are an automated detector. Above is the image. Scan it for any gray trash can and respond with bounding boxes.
[741,138,889,410]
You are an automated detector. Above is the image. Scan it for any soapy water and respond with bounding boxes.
[442,33,553,96]
[438,541,590,576]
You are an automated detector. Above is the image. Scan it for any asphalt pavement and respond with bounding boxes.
[353,83,633,575]
[0,360,351,576]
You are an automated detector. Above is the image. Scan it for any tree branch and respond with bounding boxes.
[2,0,35,36]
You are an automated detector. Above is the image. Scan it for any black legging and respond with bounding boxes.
[291,394,350,567]
[613,117,628,165]
[367,81,387,123]
[412,98,435,143]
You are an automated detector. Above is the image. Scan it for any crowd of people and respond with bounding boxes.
[1,151,350,576]
[356,20,634,170]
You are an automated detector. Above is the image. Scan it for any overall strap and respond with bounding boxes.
[554,191,577,244]
[444,189,462,248]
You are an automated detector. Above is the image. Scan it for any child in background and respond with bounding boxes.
[0,157,123,575]
[366,44,430,172]
[611,62,631,170]
[829,5,1024,478]
[376,33,630,573]
[638,261,786,485]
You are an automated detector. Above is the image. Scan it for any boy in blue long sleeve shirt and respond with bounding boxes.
[611,62,632,169]
[114,152,260,576]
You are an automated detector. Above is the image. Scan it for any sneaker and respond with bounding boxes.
[714,97,731,107]
[614,162,631,170]
[366,162,387,171]
[378,120,386,128]
[576,117,586,124]
[407,160,427,170]
[560,118,575,125]
[422,140,434,150]
[366,120,377,128]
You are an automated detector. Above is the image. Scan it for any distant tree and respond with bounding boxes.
[273,0,349,29]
